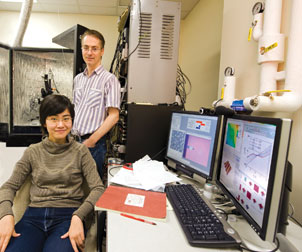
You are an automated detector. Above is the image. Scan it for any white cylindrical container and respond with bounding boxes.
[284,0,302,94]
[253,13,263,41]
[223,76,236,103]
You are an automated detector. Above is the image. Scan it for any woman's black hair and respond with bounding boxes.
[39,94,75,135]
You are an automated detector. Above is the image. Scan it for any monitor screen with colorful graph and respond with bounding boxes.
[166,111,221,180]
[216,114,292,242]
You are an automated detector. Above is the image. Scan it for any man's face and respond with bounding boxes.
[81,35,104,68]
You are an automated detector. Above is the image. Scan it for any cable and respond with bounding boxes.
[150,146,167,161]
[108,165,123,177]
[125,0,142,60]
[176,64,192,110]
[288,202,294,218]
[49,68,60,93]
[215,208,228,221]
[289,215,302,228]
[213,98,222,109]
[212,199,233,207]
[287,202,302,227]
[109,33,122,73]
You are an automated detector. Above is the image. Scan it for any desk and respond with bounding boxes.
[101,165,302,252]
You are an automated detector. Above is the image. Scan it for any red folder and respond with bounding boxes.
[95,185,166,219]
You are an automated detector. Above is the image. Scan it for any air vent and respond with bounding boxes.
[161,15,174,60]
[138,13,152,58]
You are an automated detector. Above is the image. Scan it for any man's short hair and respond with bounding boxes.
[80,29,105,49]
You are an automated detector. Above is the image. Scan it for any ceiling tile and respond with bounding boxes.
[79,6,117,16]
[34,3,80,14]
[37,0,76,4]
[77,0,117,7]
[0,0,199,19]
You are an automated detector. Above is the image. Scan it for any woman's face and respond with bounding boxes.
[44,108,72,144]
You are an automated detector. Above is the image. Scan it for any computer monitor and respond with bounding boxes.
[216,114,292,242]
[166,111,221,181]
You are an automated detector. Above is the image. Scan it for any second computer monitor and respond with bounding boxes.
[166,111,221,181]
[216,115,292,242]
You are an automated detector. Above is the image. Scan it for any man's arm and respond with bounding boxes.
[83,107,119,148]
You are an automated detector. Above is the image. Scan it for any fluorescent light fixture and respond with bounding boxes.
[0,0,37,2]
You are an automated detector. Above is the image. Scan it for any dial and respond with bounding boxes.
[252,2,264,15]
[224,66,235,76]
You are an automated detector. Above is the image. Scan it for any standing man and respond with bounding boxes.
[73,29,120,179]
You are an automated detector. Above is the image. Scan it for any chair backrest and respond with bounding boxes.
[13,176,31,223]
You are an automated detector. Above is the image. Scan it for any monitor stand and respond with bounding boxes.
[167,159,207,190]
[192,173,207,187]
[278,161,292,235]
[276,233,299,252]
[276,161,298,252]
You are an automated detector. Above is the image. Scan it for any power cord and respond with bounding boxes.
[150,146,167,161]
[288,202,302,228]
[125,0,142,60]
[289,215,302,228]
[108,165,123,177]
[176,64,191,109]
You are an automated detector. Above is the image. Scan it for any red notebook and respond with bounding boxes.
[95,185,166,219]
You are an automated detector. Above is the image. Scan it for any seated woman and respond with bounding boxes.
[0,94,104,252]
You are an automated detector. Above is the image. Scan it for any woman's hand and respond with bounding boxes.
[0,215,20,252]
[61,215,85,252]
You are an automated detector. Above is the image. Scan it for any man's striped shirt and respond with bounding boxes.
[72,65,120,136]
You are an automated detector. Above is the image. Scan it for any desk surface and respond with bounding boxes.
[106,208,302,252]
[102,165,302,252]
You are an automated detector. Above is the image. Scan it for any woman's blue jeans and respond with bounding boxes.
[6,207,80,252]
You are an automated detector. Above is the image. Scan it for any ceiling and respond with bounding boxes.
[0,0,200,19]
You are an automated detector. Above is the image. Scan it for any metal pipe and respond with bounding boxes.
[12,0,33,47]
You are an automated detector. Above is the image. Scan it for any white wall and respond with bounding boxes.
[0,11,119,70]
[178,0,223,111]
[0,142,26,186]
[219,0,302,224]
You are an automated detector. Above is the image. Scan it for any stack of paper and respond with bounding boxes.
[110,155,181,191]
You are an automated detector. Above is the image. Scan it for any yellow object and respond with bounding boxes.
[262,89,291,100]
[263,89,291,96]
[248,27,253,41]
[220,87,225,99]
[260,42,278,55]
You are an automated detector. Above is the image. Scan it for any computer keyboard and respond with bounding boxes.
[165,184,241,248]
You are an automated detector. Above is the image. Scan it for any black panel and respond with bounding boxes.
[0,43,11,142]
[12,126,41,134]
[6,133,42,147]
[125,104,182,163]
[0,123,8,142]
[7,126,41,147]
[52,24,88,77]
